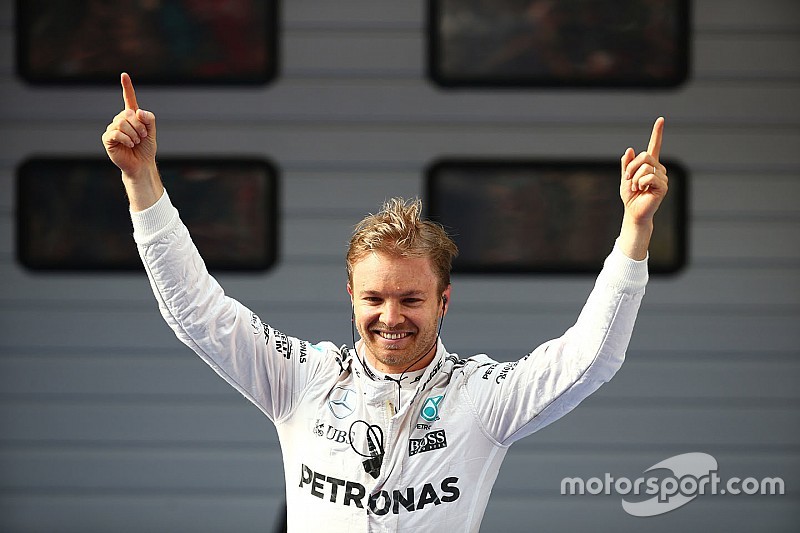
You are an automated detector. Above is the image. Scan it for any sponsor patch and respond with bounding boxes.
[420,394,444,422]
[408,429,448,457]
[328,386,357,419]
[298,464,459,514]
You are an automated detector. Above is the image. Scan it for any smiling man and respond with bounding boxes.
[346,200,457,376]
[103,73,668,532]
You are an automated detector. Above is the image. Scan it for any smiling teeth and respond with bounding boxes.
[379,332,409,340]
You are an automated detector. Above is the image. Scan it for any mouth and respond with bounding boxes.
[373,330,413,341]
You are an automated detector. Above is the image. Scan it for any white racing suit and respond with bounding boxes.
[132,191,648,532]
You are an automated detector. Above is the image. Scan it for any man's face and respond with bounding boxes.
[348,251,450,374]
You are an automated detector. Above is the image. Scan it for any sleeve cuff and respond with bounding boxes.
[130,189,179,245]
[599,239,649,292]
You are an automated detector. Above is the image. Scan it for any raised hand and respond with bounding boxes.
[102,72,157,177]
[102,73,163,211]
[616,117,670,260]
[620,117,669,225]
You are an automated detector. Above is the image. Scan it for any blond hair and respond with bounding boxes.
[346,198,458,292]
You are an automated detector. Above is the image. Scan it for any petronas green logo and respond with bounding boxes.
[420,395,444,422]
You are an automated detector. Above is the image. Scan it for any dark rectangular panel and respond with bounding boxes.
[428,0,690,88]
[17,157,279,272]
[16,0,278,85]
[426,159,687,274]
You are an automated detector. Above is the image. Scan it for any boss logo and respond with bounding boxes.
[408,429,447,457]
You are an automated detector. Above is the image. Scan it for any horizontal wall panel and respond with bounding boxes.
[643,268,800,307]
[694,0,800,31]
[0,494,285,533]
[599,359,800,401]
[2,355,797,402]
[0,355,234,397]
[692,173,800,216]
[1,402,796,447]
[694,33,800,79]
[0,446,284,492]
[512,405,800,448]
[281,30,421,77]
[692,220,800,261]
[284,0,420,27]
[283,169,421,212]
[0,402,278,444]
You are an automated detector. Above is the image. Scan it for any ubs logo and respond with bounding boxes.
[313,419,351,445]
[328,387,357,419]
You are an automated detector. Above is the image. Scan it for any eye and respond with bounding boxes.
[403,298,423,306]
[363,296,382,304]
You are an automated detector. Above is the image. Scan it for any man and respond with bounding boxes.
[103,73,668,532]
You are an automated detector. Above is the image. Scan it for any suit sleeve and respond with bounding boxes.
[130,190,333,423]
[463,241,648,445]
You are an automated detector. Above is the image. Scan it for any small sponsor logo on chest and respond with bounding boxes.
[313,419,352,445]
[408,429,448,456]
[328,386,357,419]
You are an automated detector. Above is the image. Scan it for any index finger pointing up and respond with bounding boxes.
[647,116,665,159]
[121,72,139,111]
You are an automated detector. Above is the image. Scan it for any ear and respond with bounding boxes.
[346,283,354,306]
[441,285,452,316]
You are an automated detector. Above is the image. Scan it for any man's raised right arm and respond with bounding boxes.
[100,73,330,422]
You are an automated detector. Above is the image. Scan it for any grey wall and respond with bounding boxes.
[1,0,798,531]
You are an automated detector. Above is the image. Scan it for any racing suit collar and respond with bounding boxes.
[350,338,447,385]
[345,340,450,403]
[363,357,427,389]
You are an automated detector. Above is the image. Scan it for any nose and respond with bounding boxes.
[379,301,404,328]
